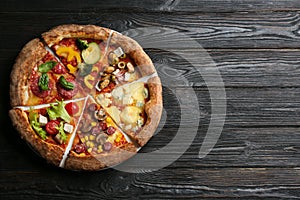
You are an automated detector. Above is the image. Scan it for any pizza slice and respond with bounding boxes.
[9,99,86,167]
[10,38,86,107]
[42,25,112,94]
[61,96,138,170]
[94,30,158,93]
[95,76,163,146]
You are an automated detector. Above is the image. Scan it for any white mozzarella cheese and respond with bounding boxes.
[64,123,74,134]
[38,114,48,126]
[113,47,124,57]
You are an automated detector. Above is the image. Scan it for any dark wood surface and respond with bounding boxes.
[1,0,300,199]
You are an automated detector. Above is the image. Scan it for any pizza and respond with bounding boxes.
[9,24,163,171]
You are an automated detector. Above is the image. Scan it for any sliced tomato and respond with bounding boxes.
[45,120,60,135]
[65,102,79,115]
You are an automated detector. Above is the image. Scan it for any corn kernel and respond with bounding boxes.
[87,148,92,153]
[106,117,113,124]
[89,135,95,141]
[86,141,90,147]
[115,135,121,143]
[90,142,95,148]
[91,122,97,127]
[97,149,103,153]
[81,138,85,143]
[84,136,89,141]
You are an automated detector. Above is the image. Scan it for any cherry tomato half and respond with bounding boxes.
[65,102,79,115]
[45,120,60,135]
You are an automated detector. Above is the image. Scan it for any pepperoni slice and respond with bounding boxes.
[106,126,116,135]
[52,63,68,74]
[57,78,78,99]
[30,75,53,98]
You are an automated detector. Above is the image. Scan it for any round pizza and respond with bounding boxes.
[9,24,163,171]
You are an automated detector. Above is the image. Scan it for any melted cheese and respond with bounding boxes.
[120,106,141,124]
[106,106,121,123]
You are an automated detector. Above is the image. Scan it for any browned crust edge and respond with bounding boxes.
[110,31,156,77]
[10,38,47,107]
[9,108,65,167]
[127,76,163,146]
[42,24,112,47]
[64,143,137,171]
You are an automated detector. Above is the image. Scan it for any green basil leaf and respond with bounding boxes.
[76,38,89,50]
[38,73,49,91]
[59,76,74,90]
[38,61,57,73]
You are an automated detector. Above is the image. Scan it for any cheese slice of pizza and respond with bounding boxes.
[96,76,162,146]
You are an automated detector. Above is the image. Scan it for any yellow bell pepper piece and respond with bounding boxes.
[115,133,122,143]
[56,46,82,63]
[91,66,99,73]
[67,64,77,74]
[84,74,95,89]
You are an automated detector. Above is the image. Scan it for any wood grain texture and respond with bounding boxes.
[1,0,300,199]
[1,0,300,12]
[1,168,300,199]
[1,11,300,49]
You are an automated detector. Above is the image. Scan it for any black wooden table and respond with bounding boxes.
[1,0,300,199]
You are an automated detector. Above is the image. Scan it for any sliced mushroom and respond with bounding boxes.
[96,134,108,145]
[94,109,107,121]
[81,123,93,133]
[108,52,119,65]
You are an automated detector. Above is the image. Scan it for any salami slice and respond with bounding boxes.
[30,75,53,98]
[57,78,79,99]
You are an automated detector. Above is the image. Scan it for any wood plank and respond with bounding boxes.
[175,87,300,127]
[150,49,300,87]
[165,0,300,12]
[1,168,299,199]
[1,0,300,12]
[1,11,300,49]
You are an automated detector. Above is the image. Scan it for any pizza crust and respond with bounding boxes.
[42,24,112,47]
[9,108,65,167]
[10,39,47,107]
[127,76,163,146]
[110,31,156,77]
[64,143,137,171]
